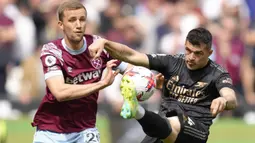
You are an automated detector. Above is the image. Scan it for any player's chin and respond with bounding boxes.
[71,36,84,43]
[186,65,197,70]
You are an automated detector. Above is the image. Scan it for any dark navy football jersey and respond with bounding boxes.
[147,54,234,126]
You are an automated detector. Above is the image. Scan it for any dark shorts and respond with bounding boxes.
[141,109,209,143]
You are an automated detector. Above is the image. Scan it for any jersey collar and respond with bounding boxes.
[61,37,87,55]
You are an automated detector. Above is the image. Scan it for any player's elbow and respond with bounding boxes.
[53,91,69,102]
[55,95,66,102]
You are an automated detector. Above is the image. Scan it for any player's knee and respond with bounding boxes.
[143,117,172,139]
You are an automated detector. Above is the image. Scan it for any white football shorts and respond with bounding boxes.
[33,127,100,143]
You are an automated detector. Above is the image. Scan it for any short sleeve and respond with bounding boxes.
[147,54,179,74]
[115,61,128,73]
[40,43,63,80]
[215,73,234,91]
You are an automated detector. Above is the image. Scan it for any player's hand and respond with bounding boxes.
[88,38,106,59]
[155,73,164,89]
[210,97,227,117]
[101,60,120,87]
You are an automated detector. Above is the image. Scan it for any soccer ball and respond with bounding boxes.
[122,66,156,101]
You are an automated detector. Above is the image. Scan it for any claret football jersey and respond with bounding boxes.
[32,35,127,133]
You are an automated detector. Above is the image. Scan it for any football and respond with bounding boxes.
[122,66,156,101]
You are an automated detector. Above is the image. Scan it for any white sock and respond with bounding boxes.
[135,105,145,120]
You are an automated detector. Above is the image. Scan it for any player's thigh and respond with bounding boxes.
[33,130,57,143]
[162,116,181,143]
[33,129,80,143]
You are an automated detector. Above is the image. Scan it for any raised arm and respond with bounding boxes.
[89,39,150,68]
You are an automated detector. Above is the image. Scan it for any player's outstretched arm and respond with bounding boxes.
[46,60,119,102]
[210,87,237,116]
[89,38,149,68]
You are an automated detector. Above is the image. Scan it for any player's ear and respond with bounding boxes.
[58,21,64,31]
[209,49,213,56]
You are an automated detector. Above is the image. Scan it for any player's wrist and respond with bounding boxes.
[99,80,108,89]
[100,38,107,45]
[220,97,228,109]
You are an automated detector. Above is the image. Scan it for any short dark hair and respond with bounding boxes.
[57,0,87,21]
[186,27,212,49]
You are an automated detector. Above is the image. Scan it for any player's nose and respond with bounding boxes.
[75,20,82,29]
[190,53,196,60]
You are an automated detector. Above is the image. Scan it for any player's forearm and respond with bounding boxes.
[104,40,149,68]
[219,87,237,110]
[223,91,237,110]
[55,81,106,102]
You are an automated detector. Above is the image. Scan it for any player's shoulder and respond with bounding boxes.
[209,60,228,75]
[150,53,184,59]
[40,39,64,61]
[173,54,185,59]
[86,34,110,56]
[84,34,102,42]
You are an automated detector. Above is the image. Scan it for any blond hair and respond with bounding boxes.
[57,0,87,21]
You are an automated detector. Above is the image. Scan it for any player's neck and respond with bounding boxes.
[199,59,210,69]
[64,38,84,51]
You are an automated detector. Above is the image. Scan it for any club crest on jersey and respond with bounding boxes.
[194,82,208,88]
[90,57,102,69]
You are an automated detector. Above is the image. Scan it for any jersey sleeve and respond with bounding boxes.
[146,54,179,74]
[215,73,234,91]
[40,43,64,80]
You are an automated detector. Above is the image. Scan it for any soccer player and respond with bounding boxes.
[31,0,131,143]
[89,27,238,143]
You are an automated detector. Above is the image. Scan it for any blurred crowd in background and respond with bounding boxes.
[0,0,255,142]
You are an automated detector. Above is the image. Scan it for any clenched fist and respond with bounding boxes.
[210,97,227,117]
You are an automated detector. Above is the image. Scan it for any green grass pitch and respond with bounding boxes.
[4,117,255,143]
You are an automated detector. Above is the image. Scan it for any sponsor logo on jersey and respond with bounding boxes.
[47,66,59,72]
[90,57,102,69]
[166,75,206,104]
[151,54,166,58]
[222,78,233,85]
[65,69,102,84]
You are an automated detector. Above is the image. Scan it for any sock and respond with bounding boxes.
[137,110,172,139]
[135,105,145,120]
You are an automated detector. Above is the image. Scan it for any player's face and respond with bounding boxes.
[58,8,87,43]
[184,40,212,70]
